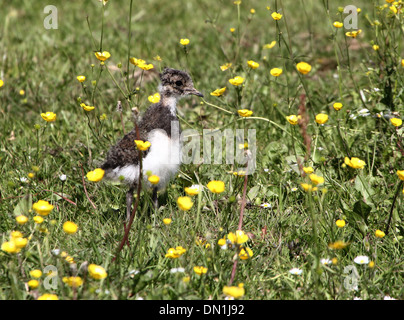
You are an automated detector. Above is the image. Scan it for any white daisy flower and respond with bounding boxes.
[59,174,67,181]
[260,203,272,209]
[383,295,396,300]
[320,258,332,265]
[354,255,369,265]
[289,268,303,275]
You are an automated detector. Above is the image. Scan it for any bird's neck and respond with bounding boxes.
[160,91,179,116]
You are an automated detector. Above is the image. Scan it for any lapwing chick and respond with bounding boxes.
[101,68,203,220]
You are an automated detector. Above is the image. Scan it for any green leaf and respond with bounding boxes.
[354,175,375,203]
[13,194,32,217]
[353,200,371,224]
[248,185,260,201]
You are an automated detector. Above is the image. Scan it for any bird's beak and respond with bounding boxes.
[187,88,204,98]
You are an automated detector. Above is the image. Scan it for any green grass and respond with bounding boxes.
[0,0,404,300]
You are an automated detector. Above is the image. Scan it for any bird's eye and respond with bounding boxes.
[175,80,183,86]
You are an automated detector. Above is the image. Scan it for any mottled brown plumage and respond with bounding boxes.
[101,68,203,220]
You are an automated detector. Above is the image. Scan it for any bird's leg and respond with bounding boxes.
[152,187,158,209]
[126,185,135,222]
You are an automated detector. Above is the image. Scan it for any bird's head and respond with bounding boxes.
[159,68,203,99]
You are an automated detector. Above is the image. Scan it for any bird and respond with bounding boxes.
[101,67,203,220]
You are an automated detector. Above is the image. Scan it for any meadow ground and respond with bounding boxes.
[0,0,403,300]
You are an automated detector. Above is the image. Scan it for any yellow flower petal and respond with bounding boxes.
[296,62,312,75]
[86,168,105,182]
[134,140,151,151]
[94,51,111,62]
[207,180,225,193]
[41,112,57,122]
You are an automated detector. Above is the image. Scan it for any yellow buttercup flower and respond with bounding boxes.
[63,221,78,235]
[390,118,402,127]
[270,68,283,77]
[33,216,44,224]
[220,63,232,71]
[180,38,190,46]
[32,200,54,216]
[223,283,245,299]
[315,113,329,124]
[250,8,255,14]
[229,76,245,86]
[177,196,193,211]
[30,270,43,278]
[134,140,151,151]
[63,276,84,287]
[19,89,25,95]
[328,240,349,250]
[1,241,18,254]
[41,112,57,122]
[129,57,146,66]
[227,230,249,245]
[333,102,343,111]
[344,157,366,169]
[165,246,186,258]
[375,229,385,238]
[401,59,404,67]
[286,115,299,125]
[80,103,95,111]
[193,266,208,275]
[153,55,162,62]
[239,247,253,260]
[37,294,59,300]
[163,218,172,225]
[0,79,4,87]
[184,185,200,196]
[88,264,107,280]
[76,75,86,83]
[309,174,324,186]
[389,5,398,14]
[396,170,404,181]
[16,215,29,225]
[345,29,362,38]
[333,21,343,28]
[373,45,380,51]
[210,87,226,97]
[148,175,160,185]
[28,279,40,289]
[86,168,105,182]
[230,27,236,33]
[336,219,346,228]
[94,51,111,62]
[303,167,314,174]
[247,60,259,69]
[271,12,282,20]
[13,237,28,249]
[238,109,253,117]
[296,62,312,75]
[300,183,317,192]
[138,63,154,71]
[148,92,160,103]
[11,231,23,239]
[207,180,225,193]
[263,41,276,49]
